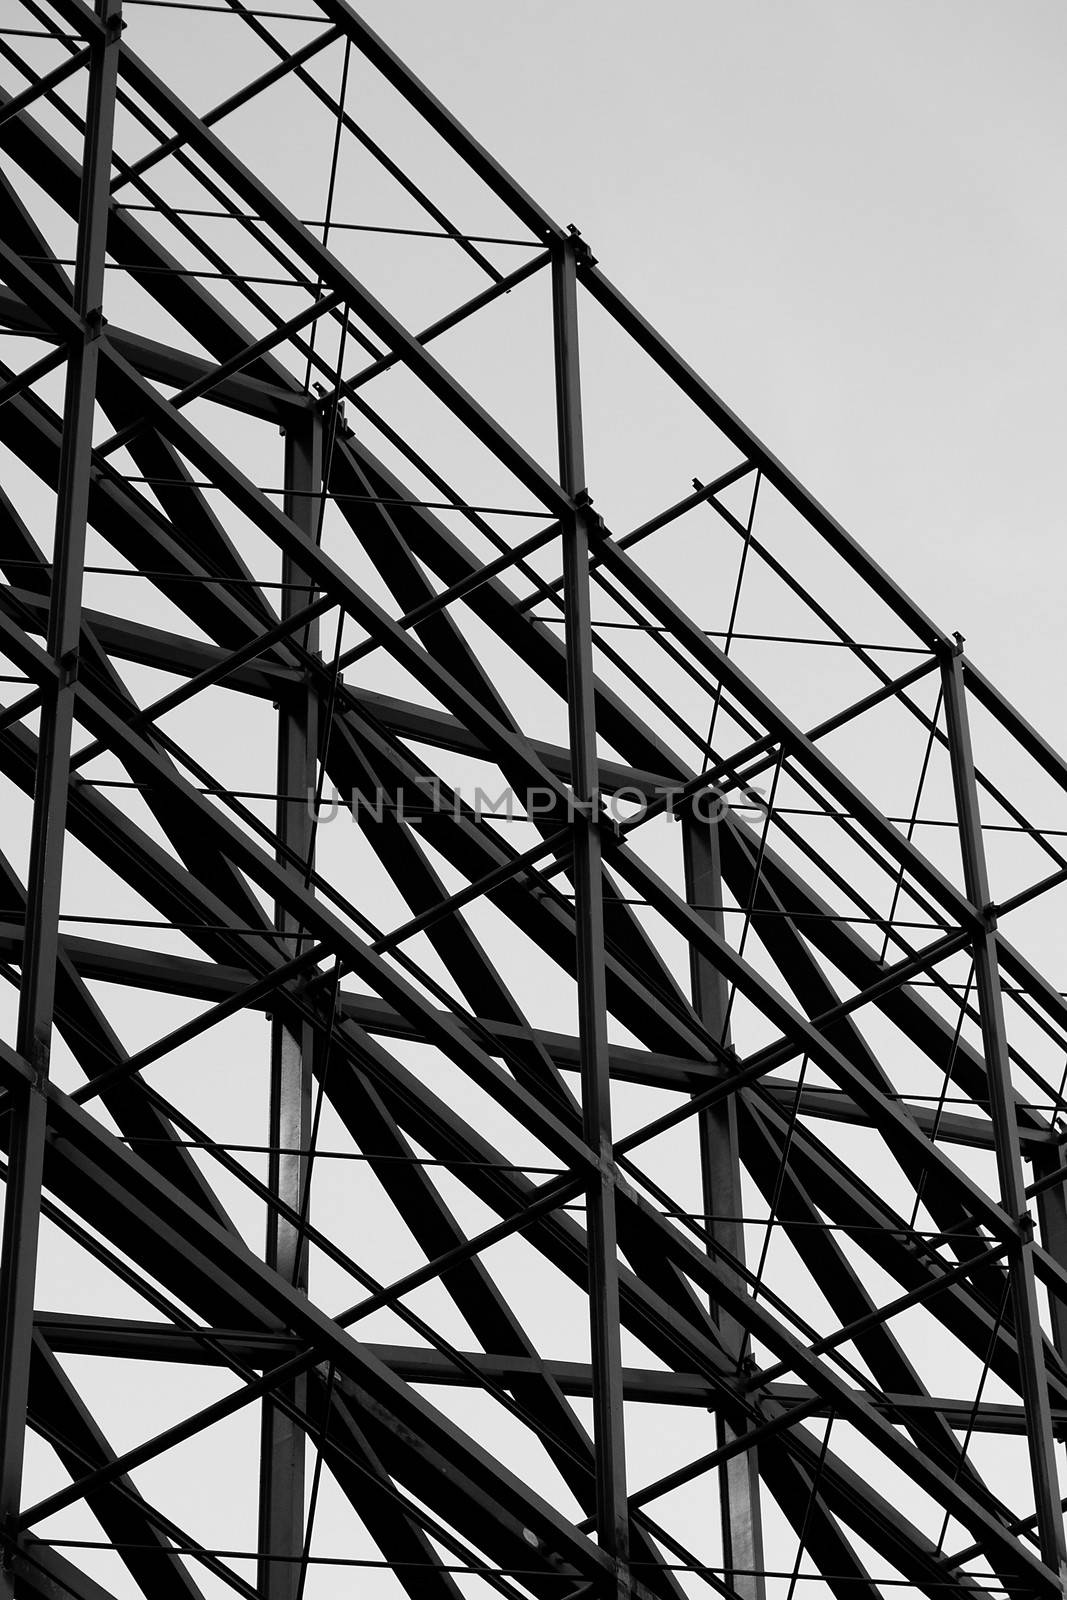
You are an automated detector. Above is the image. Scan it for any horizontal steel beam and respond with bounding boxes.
[0,291,308,421]
[32,1318,1065,1435]
[0,929,1049,1154]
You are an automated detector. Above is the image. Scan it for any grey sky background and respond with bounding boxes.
[358,0,1067,724]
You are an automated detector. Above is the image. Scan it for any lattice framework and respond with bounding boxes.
[2,5,1067,1600]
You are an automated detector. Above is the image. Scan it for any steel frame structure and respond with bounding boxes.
[2,3,1067,1599]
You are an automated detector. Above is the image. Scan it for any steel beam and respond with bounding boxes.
[31,1322,1067,1434]
[940,647,1067,1579]
[683,816,766,1600]
[0,6,120,1591]
[553,233,630,1596]
[257,412,323,1600]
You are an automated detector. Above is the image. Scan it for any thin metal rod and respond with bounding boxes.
[701,468,761,768]
[117,202,539,244]
[876,679,944,964]
[301,33,350,390]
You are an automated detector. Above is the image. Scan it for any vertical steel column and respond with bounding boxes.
[553,233,630,1596]
[941,648,1067,1581]
[0,3,121,1587]
[682,817,766,1600]
[0,0,120,1575]
[1035,1158,1067,1358]
[258,415,322,1600]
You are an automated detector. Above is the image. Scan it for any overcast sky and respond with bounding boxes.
[357,0,1067,728]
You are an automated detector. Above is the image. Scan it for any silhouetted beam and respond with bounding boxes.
[0,290,308,422]
[355,689,671,795]
[0,929,1051,1158]
[31,1319,1064,1438]
[0,589,299,698]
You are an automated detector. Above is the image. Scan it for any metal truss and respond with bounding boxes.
[2,3,1067,1598]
